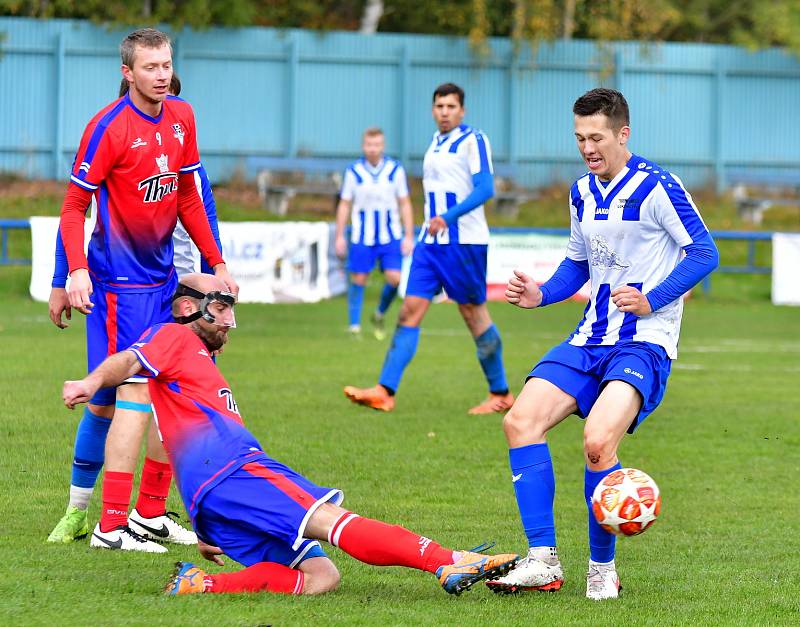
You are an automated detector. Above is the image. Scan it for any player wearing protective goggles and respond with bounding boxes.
[171,275,236,352]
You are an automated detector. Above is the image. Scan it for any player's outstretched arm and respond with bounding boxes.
[506,269,543,309]
[62,350,141,409]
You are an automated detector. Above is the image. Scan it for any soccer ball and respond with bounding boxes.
[591,468,661,536]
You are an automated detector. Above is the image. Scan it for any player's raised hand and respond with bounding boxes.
[427,216,447,236]
[48,287,72,329]
[611,285,652,316]
[213,263,240,299]
[197,540,225,566]
[62,379,95,410]
[506,269,543,309]
[67,268,94,315]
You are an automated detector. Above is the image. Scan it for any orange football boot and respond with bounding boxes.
[165,561,207,595]
[468,391,515,415]
[343,385,395,412]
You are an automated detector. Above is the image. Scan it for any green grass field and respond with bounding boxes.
[1,265,799,626]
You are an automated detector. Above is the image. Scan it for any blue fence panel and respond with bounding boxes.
[1,17,800,190]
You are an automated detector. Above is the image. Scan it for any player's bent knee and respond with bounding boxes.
[502,406,546,444]
[583,431,618,467]
[300,557,341,595]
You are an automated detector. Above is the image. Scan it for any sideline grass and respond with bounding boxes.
[0,267,798,625]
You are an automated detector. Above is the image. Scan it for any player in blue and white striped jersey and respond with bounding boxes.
[344,83,513,415]
[334,128,414,339]
[490,89,719,600]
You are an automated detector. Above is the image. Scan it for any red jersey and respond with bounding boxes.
[130,323,265,519]
[61,93,223,291]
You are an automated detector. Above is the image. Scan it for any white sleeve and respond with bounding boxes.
[653,175,709,247]
[172,219,196,277]
[340,168,356,201]
[466,132,494,176]
[565,200,588,261]
[394,165,409,198]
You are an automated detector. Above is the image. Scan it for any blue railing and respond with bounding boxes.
[0,219,31,266]
[0,220,778,294]
[491,227,772,293]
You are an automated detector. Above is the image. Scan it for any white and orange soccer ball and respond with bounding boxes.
[591,468,661,537]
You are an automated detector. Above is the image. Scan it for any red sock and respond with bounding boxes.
[134,458,172,518]
[206,562,304,594]
[100,471,133,532]
[330,512,455,573]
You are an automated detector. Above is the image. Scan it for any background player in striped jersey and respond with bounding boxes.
[344,83,513,414]
[61,272,519,597]
[488,88,719,600]
[334,127,414,339]
[47,72,223,545]
[51,28,237,552]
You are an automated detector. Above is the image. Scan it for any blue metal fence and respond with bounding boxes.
[2,17,800,189]
[0,219,772,295]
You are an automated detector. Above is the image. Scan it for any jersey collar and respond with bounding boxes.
[124,92,165,124]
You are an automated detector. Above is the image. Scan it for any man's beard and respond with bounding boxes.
[192,322,227,352]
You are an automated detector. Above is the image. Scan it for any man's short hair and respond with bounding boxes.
[573,88,630,131]
[120,28,172,69]
[363,127,384,139]
[118,72,181,98]
[433,82,465,107]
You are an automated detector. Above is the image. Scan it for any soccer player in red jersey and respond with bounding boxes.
[54,28,238,552]
[62,273,519,595]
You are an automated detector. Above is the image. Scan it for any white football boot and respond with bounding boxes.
[90,523,168,553]
[486,546,564,593]
[128,509,197,545]
[586,562,621,600]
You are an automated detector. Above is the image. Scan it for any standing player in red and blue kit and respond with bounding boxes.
[62,273,519,596]
[47,72,224,547]
[54,28,238,552]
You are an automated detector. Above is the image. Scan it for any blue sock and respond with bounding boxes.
[377,283,398,315]
[378,325,420,393]
[348,283,365,326]
[475,324,508,394]
[509,443,557,547]
[585,462,622,563]
[71,407,112,488]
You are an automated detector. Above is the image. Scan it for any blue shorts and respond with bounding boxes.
[195,456,342,568]
[348,240,403,274]
[528,341,671,433]
[405,243,487,305]
[86,275,177,405]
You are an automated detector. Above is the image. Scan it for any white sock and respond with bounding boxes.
[530,546,559,563]
[589,559,615,570]
[68,486,93,511]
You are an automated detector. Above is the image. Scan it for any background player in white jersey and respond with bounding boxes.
[344,83,513,414]
[487,88,719,600]
[334,128,414,339]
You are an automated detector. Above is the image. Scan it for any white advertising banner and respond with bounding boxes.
[486,231,589,301]
[28,218,347,304]
[216,221,345,303]
[772,232,800,306]
[29,215,95,302]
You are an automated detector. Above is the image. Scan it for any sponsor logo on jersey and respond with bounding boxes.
[595,207,610,216]
[172,123,185,146]
[156,154,169,174]
[136,154,177,203]
[130,137,148,149]
[619,198,642,210]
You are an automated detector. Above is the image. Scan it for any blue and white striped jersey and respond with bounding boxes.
[566,154,710,358]
[340,157,409,246]
[421,124,492,245]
